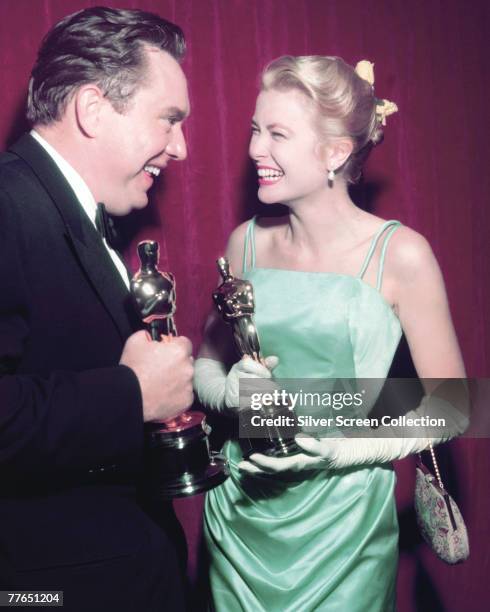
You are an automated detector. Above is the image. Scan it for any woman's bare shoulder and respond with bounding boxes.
[226,219,250,248]
[225,220,252,271]
[383,224,442,292]
[224,215,283,270]
[388,225,435,271]
[254,214,288,245]
[357,211,433,268]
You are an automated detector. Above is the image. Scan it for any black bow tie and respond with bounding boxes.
[95,203,118,249]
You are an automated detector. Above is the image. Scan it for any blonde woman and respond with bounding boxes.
[194,56,466,611]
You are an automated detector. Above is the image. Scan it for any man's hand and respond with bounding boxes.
[120,330,194,422]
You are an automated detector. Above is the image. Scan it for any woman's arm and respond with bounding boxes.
[388,226,466,380]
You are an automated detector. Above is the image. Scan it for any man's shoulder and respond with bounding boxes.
[0,134,56,197]
[0,145,54,233]
[0,145,39,191]
[0,149,18,165]
[0,148,26,176]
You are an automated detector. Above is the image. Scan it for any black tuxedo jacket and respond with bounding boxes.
[0,135,185,610]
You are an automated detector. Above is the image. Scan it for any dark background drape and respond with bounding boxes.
[1,1,488,610]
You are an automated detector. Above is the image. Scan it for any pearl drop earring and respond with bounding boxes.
[328,169,335,183]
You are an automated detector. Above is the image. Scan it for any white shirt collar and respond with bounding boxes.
[30,129,130,290]
[30,129,98,228]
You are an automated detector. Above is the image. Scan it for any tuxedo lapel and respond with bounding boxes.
[9,134,135,341]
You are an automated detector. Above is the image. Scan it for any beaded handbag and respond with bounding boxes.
[414,443,469,564]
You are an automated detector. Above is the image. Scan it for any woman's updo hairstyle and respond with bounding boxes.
[261,56,388,184]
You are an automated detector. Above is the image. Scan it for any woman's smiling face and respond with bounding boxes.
[249,88,328,206]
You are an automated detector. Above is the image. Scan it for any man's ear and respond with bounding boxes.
[73,84,105,137]
[319,137,354,173]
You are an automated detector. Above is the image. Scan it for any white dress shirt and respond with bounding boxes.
[30,130,130,289]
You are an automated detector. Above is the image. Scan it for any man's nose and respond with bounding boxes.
[166,125,187,161]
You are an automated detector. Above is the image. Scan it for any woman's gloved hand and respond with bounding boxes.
[194,355,279,412]
[237,436,426,475]
[238,393,469,475]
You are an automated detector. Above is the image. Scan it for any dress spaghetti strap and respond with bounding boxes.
[358,220,402,291]
[242,216,257,273]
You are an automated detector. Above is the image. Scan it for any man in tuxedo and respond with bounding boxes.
[0,7,194,610]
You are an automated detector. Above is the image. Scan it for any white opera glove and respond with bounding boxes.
[194,355,279,412]
[238,394,469,475]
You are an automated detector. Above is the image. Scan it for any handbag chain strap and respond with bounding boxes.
[428,442,458,531]
[428,441,444,490]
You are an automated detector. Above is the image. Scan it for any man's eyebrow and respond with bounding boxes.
[163,106,188,120]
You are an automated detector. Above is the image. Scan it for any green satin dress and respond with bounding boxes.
[204,218,403,612]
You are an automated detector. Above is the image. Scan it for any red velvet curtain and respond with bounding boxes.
[1,1,488,610]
